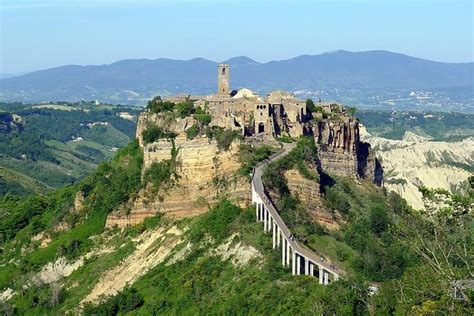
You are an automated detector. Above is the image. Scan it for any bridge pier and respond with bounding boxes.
[286,240,290,266]
[264,207,268,231]
[310,262,314,276]
[276,227,280,248]
[281,237,286,266]
[304,258,309,275]
[272,219,276,249]
[296,255,301,275]
[319,267,324,284]
[292,251,296,275]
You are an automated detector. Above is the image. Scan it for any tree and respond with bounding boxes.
[146,96,175,114]
[369,206,389,235]
[347,107,357,116]
[176,100,195,118]
[306,98,315,113]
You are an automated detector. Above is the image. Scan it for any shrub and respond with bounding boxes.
[194,113,212,126]
[142,125,177,144]
[185,124,199,140]
[147,96,175,114]
[306,98,315,113]
[206,127,240,151]
[370,206,389,235]
[143,160,174,191]
[83,287,144,315]
[238,144,278,176]
[176,100,195,118]
[188,200,241,243]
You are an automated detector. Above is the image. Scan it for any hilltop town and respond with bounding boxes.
[105,64,382,228]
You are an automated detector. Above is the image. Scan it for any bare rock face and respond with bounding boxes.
[283,168,340,229]
[313,117,383,185]
[73,191,85,213]
[106,135,250,227]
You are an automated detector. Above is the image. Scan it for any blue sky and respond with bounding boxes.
[0,0,472,73]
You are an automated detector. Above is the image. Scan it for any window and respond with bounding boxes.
[222,68,226,75]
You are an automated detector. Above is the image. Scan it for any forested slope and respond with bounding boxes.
[0,102,140,195]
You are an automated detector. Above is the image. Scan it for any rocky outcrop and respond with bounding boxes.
[313,117,383,185]
[284,168,340,229]
[106,135,250,227]
[136,112,196,146]
[74,191,84,212]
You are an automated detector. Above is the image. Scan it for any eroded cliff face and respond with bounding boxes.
[361,127,473,210]
[283,168,340,229]
[106,135,250,227]
[136,112,196,146]
[313,117,383,185]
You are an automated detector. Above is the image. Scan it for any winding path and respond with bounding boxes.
[251,143,343,284]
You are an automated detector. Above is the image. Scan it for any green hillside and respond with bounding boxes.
[0,138,471,315]
[0,102,141,195]
[358,110,474,141]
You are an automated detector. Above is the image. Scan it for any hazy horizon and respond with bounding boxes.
[1,0,473,74]
[2,49,474,77]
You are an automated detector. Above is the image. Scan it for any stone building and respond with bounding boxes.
[217,64,230,95]
[173,63,382,185]
[194,64,309,139]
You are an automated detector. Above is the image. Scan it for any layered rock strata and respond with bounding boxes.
[313,117,383,185]
[106,135,250,227]
[283,168,340,229]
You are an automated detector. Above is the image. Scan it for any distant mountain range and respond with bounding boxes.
[0,50,473,107]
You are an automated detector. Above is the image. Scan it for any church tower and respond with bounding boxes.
[217,64,230,95]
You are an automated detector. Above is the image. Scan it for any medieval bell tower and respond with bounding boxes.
[217,63,230,95]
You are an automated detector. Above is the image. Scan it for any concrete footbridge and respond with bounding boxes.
[251,144,343,285]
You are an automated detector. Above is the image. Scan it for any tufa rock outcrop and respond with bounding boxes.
[283,168,340,229]
[106,135,250,227]
[312,116,383,186]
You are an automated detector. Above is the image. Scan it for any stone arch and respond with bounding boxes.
[258,122,265,134]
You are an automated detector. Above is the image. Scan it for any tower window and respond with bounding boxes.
[222,68,226,75]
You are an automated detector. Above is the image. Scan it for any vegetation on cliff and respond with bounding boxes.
[82,201,366,315]
[142,125,177,144]
[0,140,143,292]
[261,137,473,313]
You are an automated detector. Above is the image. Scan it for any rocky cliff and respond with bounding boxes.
[283,168,340,229]
[106,135,250,227]
[313,116,383,185]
